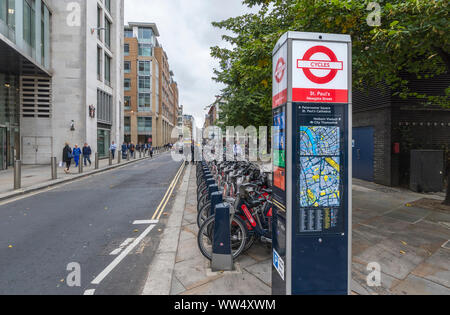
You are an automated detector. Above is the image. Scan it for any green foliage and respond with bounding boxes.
[211,0,449,127]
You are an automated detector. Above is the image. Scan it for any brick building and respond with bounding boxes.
[123,22,179,147]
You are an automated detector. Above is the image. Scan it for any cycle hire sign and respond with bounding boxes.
[292,41,348,103]
[273,42,288,108]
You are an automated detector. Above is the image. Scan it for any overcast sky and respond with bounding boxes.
[124,0,258,128]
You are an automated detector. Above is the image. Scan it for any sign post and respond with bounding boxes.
[272,32,352,295]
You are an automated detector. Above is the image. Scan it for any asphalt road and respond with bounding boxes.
[0,153,183,295]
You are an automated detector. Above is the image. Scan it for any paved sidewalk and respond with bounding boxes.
[170,165,271,295]
[0,150,168,201]
[155,166,450,295]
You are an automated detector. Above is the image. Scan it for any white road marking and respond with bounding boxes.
[91,224,156,285]
[84,289,96,295]
[109,238,135,256]
[133,220,159,225]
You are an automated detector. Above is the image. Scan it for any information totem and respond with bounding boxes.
[272,32,352,295]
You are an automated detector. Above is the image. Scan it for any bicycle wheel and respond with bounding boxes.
[197,202,211,228]
[197,194,210,212]
[197,216,248,261]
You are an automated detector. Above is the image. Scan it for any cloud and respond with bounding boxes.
[125,0,257,128]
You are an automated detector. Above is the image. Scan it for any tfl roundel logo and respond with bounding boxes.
[297,46,344,84]
[274,58,286,83]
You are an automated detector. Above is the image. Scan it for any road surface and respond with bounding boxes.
[0,153,183,295]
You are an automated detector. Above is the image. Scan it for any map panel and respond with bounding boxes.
[300,157,340,208]
[300,126,340,156]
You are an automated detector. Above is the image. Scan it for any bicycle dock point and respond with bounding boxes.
[211,203,234,272]
[272,32,352,295]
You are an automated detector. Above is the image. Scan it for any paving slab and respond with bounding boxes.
[174,255,224,291]
[170,275,187,296]
[176,237,201,263]
[244,259,272,287]
[411,248,450,289]
[384,206,431,224]
[180,270,271,296]
[355,238,428,280]
[391,274,450,295]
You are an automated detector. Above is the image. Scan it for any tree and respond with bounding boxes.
[211,0,449,199]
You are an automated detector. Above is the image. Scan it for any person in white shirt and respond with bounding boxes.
[233,142,243,161]
[110,141,118,159]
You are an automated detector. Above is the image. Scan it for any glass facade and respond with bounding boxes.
[137,117,152,134]
[97,128,110,158]
[0,74,20,169]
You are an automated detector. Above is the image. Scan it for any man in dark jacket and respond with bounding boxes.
[122,142,128,159]
[83,143,92,167]
[62,143,72,174]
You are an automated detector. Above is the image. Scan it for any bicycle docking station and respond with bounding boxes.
[211,203,234,272]
[272,32,352,295]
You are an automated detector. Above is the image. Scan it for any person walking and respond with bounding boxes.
[73,144,82,168]
[130,142,136,158]
[122,142,128,159]
[149,145,154,159]
[191,141,195,164]
[83,143,92,167]
[110,141,117,159]
[62,143,73,174]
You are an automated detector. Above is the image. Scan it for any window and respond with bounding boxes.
[124,116,131,133]
[97,47,102,80]
[124,61,131,73]
[138,93,151,112]
[124,96,131,110]
[138,44,152,57]
[23,0,35,48]
[124,43,129,56]
[105,0,111,13]
[0,0,15,31]
[138,27,152,41]
[97,89,112,125]
[124,30,133,38]
[104,18,111,48]
[104,54,111,85]
[97,6,102,40]
[138,61,151,76]
[138,117,152,133]
[124,79,131,91]
[138,76,150,92]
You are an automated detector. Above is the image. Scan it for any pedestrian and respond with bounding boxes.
[110,141,117,159]
[150,145,154,159]
[130,142,135,158]
[136,143,141,154]
[83,143,92,167]
[73,144,82,167]
[62,142,73,174]
[122,142,128,159]
[191,141,195,164]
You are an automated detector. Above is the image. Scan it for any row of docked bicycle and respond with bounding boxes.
[196,160,273,261]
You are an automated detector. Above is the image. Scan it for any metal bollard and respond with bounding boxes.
[95,152,99,169]
[134,151,137,160]
[109,151,113,166]
[118,151,122,164]
[14,160,21,190]
[127,152,130,161]
[79,156,83,174]
[139,150,142,159]
[212,203,234,272]
[51,157,57,180]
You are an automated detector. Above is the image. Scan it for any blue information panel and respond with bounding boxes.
[291,102,349,294]
[296,103,347,235]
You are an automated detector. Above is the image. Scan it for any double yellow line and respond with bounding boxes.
[152,163,186,221]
